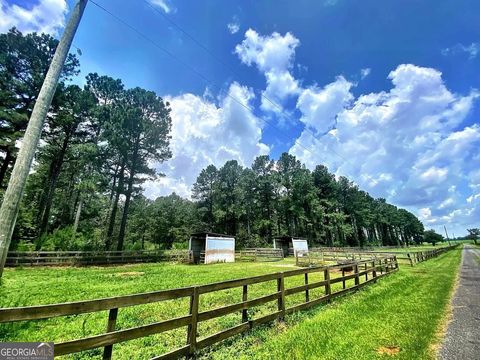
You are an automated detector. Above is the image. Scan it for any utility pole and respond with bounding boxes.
[0,0,89,278]
[444,225,451,246]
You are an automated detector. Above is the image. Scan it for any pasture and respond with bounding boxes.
[0,247,460,359]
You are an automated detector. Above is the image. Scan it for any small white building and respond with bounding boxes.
[273,236,309,257]
[189,232,235,264]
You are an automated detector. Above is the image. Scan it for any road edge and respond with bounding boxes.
[431,245,464,359]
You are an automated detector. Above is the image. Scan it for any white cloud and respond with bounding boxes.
[360,68,371,79]
[227,21,239,34]
[290,63,480,236]
[442,42,480,59]
[148,0,174,14]
[0,0,67,35]
[235,29,300,112]
[296,76,354,134]
[419,207,432,220]
[144,82,269,198]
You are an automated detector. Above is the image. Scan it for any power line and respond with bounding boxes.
[88,0,316,153]
[141,0,365,168]
[88,0,372,183]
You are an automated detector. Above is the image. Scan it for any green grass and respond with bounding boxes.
[0,258,319,359]
[200,248,461,360]
[0,249,461,359]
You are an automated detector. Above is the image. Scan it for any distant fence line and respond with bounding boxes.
[5,250,194,266]
[5,248,285,267]
[304,244,458,266]
[0,255,398,359]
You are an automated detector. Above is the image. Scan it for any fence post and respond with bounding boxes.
[277,273,285,321]
[354,263,359,287]
[242,285,248,323]
[187,286,199,357]
[342,268,346,289]
[372,260,377,283]
[102,308,118,360]
[324,267,331,302]
[364,262,368,281]
[304,272,309,303]
[406,253,411,266]
[394,255,398,269]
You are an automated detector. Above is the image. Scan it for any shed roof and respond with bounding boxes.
[190,232,235,239]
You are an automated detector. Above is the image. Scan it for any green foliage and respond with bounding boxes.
[466,228,479,244]
[423,229,444,246]
[191,152,424,249]
[35,226,83,251]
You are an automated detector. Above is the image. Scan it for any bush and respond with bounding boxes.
[15,241,36,251]
[35,226,101,251]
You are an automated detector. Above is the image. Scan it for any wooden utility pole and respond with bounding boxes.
[444,225,451,246]
[0,0,88,277]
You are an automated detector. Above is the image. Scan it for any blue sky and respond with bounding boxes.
[1,0,479,236]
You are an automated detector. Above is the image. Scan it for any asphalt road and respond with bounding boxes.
[439,245,480,360]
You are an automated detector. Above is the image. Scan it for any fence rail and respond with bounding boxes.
[307,244,458,266]
[0,255,399,359]
[5,250,194,266]
[236,248,284,262]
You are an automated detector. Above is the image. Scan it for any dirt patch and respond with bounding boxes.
[114,271,145,277]
[275,320,288,333]
[377,346,400,356]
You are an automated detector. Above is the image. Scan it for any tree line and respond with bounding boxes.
[1,28,425,252]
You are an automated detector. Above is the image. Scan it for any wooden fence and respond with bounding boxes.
[404,245,458,266]
[308,244,458,266]
[5,250,193,267]
[236,248,284,262]
[0,256,398,359]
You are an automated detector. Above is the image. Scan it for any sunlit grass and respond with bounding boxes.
[200,248,461,360]
[0,249,460,359]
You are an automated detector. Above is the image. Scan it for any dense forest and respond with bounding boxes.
[0,29,424,252]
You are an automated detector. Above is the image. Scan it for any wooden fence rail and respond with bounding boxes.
[0,256,398,359]
[235,248,284,262]
[5,250,194,266]
[307,244,458,266]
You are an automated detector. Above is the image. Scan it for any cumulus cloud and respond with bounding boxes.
[296,76,354,134]
[442,42,480,59]
[290,64,480,235]
[235,29,301,112]
[144,82,269,198]
[0,0,67,35]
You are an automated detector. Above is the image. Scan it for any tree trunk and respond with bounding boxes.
[117,169,135,251]
[105,162,125,250]
[71,196,83,243]
[0,0,88,277]
[0,150,13,188]
[38,132,71,236]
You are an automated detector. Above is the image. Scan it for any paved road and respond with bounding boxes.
[439,245,480,360]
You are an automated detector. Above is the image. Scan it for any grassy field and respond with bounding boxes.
[0,248,461,359]
[199,247,461,360]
